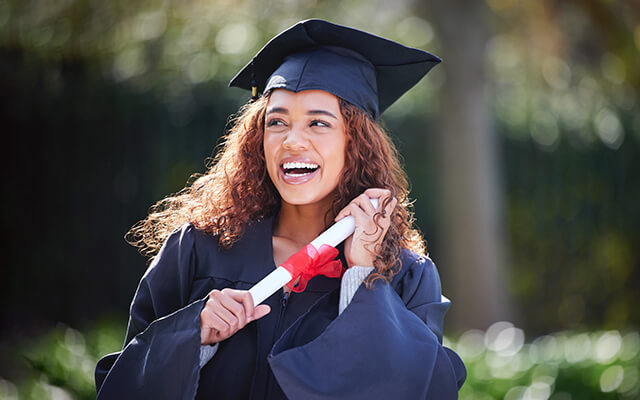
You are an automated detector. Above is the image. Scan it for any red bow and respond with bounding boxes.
[281,244,344,293]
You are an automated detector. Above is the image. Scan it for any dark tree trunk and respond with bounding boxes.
[416,0,512,330]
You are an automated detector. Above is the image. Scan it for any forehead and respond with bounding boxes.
[267,89,341,112]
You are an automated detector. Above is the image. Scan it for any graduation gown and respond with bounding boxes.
[95,217,466,399]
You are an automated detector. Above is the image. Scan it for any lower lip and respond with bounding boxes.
[279,168,320,185]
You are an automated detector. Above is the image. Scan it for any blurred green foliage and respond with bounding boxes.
[450,322,640,400]
[0,321,124,400]
[1,323,638,399]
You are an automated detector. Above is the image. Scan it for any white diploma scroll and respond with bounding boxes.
[249,198,379,306]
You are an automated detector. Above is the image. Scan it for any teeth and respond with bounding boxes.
[282,161,319,170]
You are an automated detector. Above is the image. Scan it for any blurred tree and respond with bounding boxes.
[412,0,640,331]
[416,0,512,330]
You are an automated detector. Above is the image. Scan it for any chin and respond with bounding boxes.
[279,190,331,207]
[281,194,319,206]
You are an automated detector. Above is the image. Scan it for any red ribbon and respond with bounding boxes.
[281,244,344,293]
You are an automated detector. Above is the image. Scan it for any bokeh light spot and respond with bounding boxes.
[530,110,559,149]
[457,329,486,359]
[396,17,433,48]
[594,107,624,150]
[186,52,218,84]
[621,332,640,361]
[525,378,553,400]
[216,22,258,55]
[542,57,571,91]
[133,11,167,42]
[113,46,148,81]
[619,366,639,394]
[504,385,526,400]
[179,22,211,54]
[594,331,622,364]
[563,332,591,363]
[600,365,624,392]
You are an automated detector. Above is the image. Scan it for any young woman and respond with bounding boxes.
[96,19,466,399]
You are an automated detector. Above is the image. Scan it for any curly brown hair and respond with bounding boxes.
[127,93,425,283]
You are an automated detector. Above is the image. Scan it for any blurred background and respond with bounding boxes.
[1,0,638,399]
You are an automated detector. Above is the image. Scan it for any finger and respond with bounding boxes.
[336,189,392,221]
[208,297,240,332]
[352,194,377,216]
[202,308,230,340]
[201,327,211,345]
[336,208,358,222]
[216,290,247,327]
[378,197,397,226]
[347,202,369,223]
[207,303,238,329]
[226,290,256,321]
[363,188,392,198]
[202,308,227,333]
[336,195,375,222]
[385,197,398,215]
[253,304,271,320]
[348,203,381,238]
[363,188,392,208]
[373,189,392,208]
[335,205,352,221]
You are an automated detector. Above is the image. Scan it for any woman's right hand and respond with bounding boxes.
[200,288,271,345]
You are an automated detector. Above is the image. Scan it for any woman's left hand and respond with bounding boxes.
[335,188,397,268]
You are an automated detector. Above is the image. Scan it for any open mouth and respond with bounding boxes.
[280,161,320,177]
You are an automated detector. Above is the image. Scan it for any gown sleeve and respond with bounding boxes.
[267,256,466,400]
[95,225,207,400]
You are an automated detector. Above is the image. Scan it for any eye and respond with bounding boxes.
[266,118,286,127]
[310,120,331,128]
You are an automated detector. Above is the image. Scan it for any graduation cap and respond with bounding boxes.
[229,19,441,120]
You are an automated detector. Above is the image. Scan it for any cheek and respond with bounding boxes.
[336,137,348,168]
[263,137,276,165]
[327,139,347,179]
[262,142,277,181]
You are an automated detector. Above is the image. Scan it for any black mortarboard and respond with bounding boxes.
[229,19,441,120]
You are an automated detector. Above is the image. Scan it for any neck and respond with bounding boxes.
[275,200,334,246]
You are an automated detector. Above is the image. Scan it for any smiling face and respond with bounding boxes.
[263,89,347,209]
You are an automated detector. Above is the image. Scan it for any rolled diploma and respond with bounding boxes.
[249,198,379,305]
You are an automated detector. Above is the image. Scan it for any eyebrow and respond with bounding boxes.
[266,107,338,120]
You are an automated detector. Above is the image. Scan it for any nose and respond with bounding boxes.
[282,125,309,151]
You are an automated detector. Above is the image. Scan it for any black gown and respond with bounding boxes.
[95,217,466,399]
